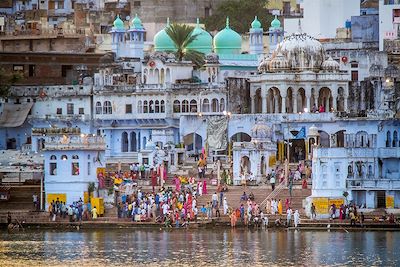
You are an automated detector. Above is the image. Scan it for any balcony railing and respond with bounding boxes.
[347,178,400,190]
[29,114,90,122]
[44,135,105,151]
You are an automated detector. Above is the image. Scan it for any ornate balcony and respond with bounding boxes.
[44,135,105,151]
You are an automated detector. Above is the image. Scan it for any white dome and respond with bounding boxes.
[269,52,290,71]
[321,56,339,72]
[251,121,272,141]
[258,57,271,73]
[273,32,325,71]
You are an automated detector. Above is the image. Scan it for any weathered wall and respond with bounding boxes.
[227,78,250,114]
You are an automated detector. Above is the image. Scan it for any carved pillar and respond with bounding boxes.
[262,92,267,113]
[251,96,255,114]
[293,91,298,113]
[281,97,286,114]
[274,93,279,113]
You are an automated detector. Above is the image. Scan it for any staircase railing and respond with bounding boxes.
[260,178,287,209]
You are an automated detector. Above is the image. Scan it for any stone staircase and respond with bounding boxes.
[0,185,40,211]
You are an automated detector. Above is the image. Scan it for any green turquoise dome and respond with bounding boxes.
[131,14,143,29]
[154,18,176,52]
[271,15,281,29]
[113,15,125,30]
[186,18,212,54]
[213,17,242,54]
[251,16,262,29]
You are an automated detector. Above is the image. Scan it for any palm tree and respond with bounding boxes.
[165,23,205,67]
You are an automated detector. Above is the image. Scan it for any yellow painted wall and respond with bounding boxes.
[46,193,66,205]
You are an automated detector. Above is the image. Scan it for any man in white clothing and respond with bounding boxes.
[223,197,228,215]
[286,208,293,227]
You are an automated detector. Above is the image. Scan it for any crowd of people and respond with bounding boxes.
[47,198,98,222]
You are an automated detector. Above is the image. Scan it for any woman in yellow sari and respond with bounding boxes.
[278,199,283,215]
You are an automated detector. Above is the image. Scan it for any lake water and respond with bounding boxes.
[0,228,399,266]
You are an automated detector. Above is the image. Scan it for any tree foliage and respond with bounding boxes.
[0,67,21,99]
[165,23,205,67]
[204,0,273,34]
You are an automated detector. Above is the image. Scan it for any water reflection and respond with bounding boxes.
[0,229,399,266]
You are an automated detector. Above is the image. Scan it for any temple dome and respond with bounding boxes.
[270,15,281,29]
[213,17,242,54]
[251,120,272,141]
[131,14,143,29]
[186,19,213,54]
[251,16,262,29]
[258,57,271,73]
[321,56,340,72]
[273,32,325,71]
[269,52,290,71]
[154,18,177,52]
[113,15,125,30]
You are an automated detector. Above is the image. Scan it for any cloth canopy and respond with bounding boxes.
[0,103,33,128]
[206,116,228,150]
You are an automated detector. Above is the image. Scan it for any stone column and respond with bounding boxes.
[274,94,279,113]
[293,91,298,113]
[306,96,311,112]
[281,97,286,114]
[344,95,348,111]
[251,96,255,114]
[332,93,337,112]
[262,92,267,113]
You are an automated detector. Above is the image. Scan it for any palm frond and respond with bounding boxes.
[184,50,205,68]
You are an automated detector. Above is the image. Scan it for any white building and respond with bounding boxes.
[43,134,105,206]
[379,0,400,51]
[284,0,360,39]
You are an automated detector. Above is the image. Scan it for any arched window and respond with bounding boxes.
[190,100,197,113]
[143,101,148,113]
[182,100,189,113]
[149,100,154,113]
[220,98,225,112]
[72,155,79,159]
[103,101,112,114]
[137,100,143,113]
[173,100,181,113]
[130,132,137,152]
[386,131,391,147]
[161,100,165,113]
[50,155,57,160]
[61,155,68,160]
[202,99,210,112]
[393,131,398,147]
[212,98,219,112]
[95,102,102,114]
[121,132,128,152]
[155,100,160,113]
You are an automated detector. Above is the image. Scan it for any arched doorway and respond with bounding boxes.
[319,131,330,148]
[230,132,251,142]
[130,132,137,152]
[267,87,281,113]
[240,156,251,175]
[318,87,333,112]
[255,88,262,113]
[183,133,203,153]
[334,130,345,147]
[261,156,266,175]
[121,132,128,152]
[297,88,306,113]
